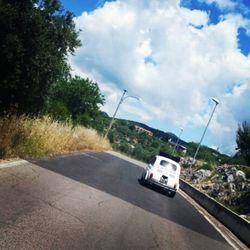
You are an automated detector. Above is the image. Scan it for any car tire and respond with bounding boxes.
[169,191,176,198]
[140,171,146,183]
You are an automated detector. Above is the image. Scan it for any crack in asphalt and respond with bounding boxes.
[7,183,87,227]
[0,220,60,240]
[150,223,161,249]
[45,201,86,225]
[7,170,40,184]
[97,199,110,207]
[23,191,87,226]
[29,167,41,178]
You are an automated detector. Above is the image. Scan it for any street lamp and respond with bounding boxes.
[172,127,184,154]
[192,97,219,164]
[104,89,140,139]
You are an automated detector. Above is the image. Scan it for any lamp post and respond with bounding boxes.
[104,89,139,139]
[172,127,183,154]
[192,98,219,164]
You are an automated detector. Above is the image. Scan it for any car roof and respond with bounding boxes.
[155,155,180,167]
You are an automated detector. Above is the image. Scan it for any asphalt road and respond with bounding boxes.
[0,152,234,249]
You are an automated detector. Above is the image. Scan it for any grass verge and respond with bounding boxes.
[0,115,111,159]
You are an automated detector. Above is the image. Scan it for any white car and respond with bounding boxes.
[140,155,181,197]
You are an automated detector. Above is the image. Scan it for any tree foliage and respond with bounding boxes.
[0,0,81,114]
[236,121,250,165]
[105,119,175,163]
[45,76,105,127]
[105,119,238,165]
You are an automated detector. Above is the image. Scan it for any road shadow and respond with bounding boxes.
[31,152,228,244]
[138,179,176,198]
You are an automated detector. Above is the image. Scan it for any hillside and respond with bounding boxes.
[102,117,241,165]
[106,117,250,219]
[132,121,188,146]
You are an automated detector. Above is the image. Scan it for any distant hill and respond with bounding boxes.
[105,116,238,165]
[102,113,187,146]
[131,121,188,146]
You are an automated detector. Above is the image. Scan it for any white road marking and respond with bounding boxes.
[178,189,248,250]
[106,151,248,250]
[0,160,28,169]
[81,152,103,162]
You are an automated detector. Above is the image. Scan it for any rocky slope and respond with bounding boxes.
[181,162,250,220]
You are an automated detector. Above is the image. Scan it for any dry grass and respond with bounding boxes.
[0,115,111,159]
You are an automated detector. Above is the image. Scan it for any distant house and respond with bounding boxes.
[134,125,153,137]
[168,139,187,154]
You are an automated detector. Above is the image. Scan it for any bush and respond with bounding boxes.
[0,115,111,159]
[200,163,214,171]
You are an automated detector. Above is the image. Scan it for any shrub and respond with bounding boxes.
[201,163,214,171]
[0,115,111,159]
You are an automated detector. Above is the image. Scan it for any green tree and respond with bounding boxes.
[45,76,105,126]
[236,121,250,165]
[119,143,131,154]
[144,147,159,163]
[150,139,159,149]
[93,113,110,134]
[133,144,144,160]
[44,100,71,123]
[160,144,172,155]
[0,0,81,115]
[108,130,116,144]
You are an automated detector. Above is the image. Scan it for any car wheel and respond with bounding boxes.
[140,171,146,183]
[169,191,176,198]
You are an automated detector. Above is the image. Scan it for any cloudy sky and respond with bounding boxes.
[61,0,250,155]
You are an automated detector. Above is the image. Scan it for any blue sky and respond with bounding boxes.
[180,0,250,55]
[61,0,250,155]
[61,0,114,15]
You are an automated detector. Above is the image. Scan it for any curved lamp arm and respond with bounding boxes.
[104,90,140,138]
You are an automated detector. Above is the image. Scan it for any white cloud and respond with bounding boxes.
[202,0,236,9]
[69,0,250,154]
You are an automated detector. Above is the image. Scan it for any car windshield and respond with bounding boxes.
[160,160,177,172]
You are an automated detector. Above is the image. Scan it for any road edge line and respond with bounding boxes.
[106,151,248,250]
[178,189,248,250]
[0,159,28,169]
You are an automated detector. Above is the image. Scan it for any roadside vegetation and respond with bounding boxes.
[0,115,110,159]
[0,0,249,221]
[0,0,110,159]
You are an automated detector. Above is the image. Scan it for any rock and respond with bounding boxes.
[231,167,237,173]
[216,165,226,174]
[229,183,236,192]
[201,183,213,190]
[236,170,246,181]
[186,161,250,215]
[217,191,227,198]
[194,169,212,180]
[204,170,212,177]
[210,174,219,181]
[227,174,234,183]
[237,182,246,190]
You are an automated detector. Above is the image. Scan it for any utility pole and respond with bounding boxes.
[172,127,183,154]
[192,98,219,164]
[104,90,127,139]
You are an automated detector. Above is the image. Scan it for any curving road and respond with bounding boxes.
[0,152,234,249]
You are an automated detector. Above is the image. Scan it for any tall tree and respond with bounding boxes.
[45,76,105,127]
[0,0,81,114]
[236,121,250,165]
